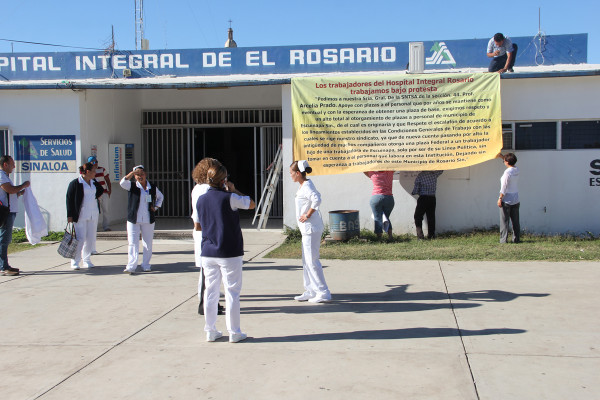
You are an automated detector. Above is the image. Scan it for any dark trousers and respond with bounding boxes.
[500,202,520,243]
[414,195,437,239]
[488,43,518,72]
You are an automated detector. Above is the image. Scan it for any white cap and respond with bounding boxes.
[298,160,309,173]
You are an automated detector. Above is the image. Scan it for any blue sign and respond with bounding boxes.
[14,135,76,173]
[0,34,587,82]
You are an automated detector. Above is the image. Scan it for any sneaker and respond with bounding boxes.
[1,267,19,276]
[308,295,331,303]
[229,332,247,343]
[83,262,94,269]
[71,265,80,270]
[91,251,99,255]
[123,268,135,275]
[142,266,151,272]
[294,292,315,301]
[206,330,223,342]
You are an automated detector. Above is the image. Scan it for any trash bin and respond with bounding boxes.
[329,210,360,241]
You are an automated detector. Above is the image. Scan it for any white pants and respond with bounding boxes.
[202,256,243,334]
[98,193,110,230]
[193,230,203,299]
[301,231,330,297]
[72,217,98,267]
[126,221,155,271]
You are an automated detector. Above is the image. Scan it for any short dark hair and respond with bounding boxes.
[79,162,95,174]
[494,33,505,42]
[503,153,517,166]
[0,155,12,166]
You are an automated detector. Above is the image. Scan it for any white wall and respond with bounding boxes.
[0,90,81,231]
[80,90,143,228]
[283,75,600,235]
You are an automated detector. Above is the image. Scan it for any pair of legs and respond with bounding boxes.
[71,216,98,268]
[299,231,331,301]
[414,195,437,239]
[125,221,155,272]
[202,256,243,337]
[0,213,16,272]
[488,43,518,72]
[193,230,224,315]
[500,202,521,243]
[370,194,394,239]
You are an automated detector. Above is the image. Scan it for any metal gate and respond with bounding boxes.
[142,127,191,217]
[141,108,282,218]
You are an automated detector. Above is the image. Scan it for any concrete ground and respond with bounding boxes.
[1,229,599,399]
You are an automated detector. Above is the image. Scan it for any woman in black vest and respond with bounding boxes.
[196,164,255,343]
[119,165,164,274]
[66,162,104,269]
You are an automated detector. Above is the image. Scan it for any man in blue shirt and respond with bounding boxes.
[487,33,518,73]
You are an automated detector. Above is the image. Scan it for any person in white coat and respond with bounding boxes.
[66,162,104,270]
[196,164,255,343]
[120,165,164,274]
[191,157,225,315]
[290,160,331,303]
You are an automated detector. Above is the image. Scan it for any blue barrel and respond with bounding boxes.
[329,210,360,241]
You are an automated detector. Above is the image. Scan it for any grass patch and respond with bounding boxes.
[266,228,600,262]
[8,229,64,254]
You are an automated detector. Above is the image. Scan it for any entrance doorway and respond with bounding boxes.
[141,108,282,221]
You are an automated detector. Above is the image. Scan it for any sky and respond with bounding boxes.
[1,0,599,64]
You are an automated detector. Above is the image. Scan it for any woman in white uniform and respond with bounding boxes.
[290,160,331,303]
[120,165,164,274]
[66,162,104,270]
[196,164,255,342]
[191,157,224,315]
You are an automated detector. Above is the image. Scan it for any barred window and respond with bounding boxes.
[562,120,600,149]
[515,122,557,150]
[502,123,513,150]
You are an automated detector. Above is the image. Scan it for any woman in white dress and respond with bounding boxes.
[289,160,331,303]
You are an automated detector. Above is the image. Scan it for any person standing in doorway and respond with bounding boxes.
[120,165,164,274]
[196,164,255,342]
[412,170,443,239]
[66,162,104,270]
[0,155,30,276]
[498,153,520,243]
[290,160,331,303]
[487,33,518,73]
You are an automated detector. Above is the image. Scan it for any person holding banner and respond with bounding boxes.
[66,162,104,270]
[487,33,518,73]
[412,171,443,240]
[364,171,395,240]
[498,153,520,244]
[290,160,331,303]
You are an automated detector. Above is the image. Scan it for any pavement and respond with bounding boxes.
[1,229,599,400]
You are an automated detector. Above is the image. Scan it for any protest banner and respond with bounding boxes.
[292,72,502,175]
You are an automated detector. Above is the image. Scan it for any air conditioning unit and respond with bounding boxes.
[123,69,132,78]
[408,42,425,74]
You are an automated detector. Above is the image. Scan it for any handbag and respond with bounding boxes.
[0,194,10,228]
[57,222,79,259]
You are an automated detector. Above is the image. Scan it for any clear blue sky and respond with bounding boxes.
[1,0,598,63]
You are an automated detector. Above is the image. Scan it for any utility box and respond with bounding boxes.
[408,42,425,73]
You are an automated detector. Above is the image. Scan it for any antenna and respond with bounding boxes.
[135,0,145,50]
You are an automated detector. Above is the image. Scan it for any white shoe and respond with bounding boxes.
[123,268,135,275]
[91,251,99,255]
[294,292,315,301]
[142,266,151,272]
[83,262,94,269]
[71,265,80,270]
[308,295,331,303]
[206,331,223,342]
[229,332,247,343]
